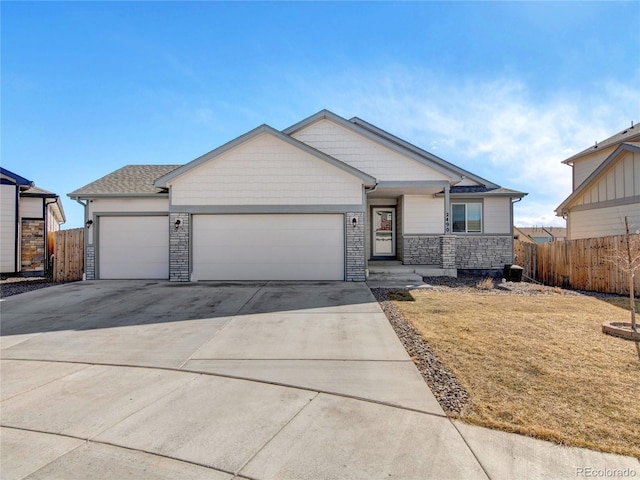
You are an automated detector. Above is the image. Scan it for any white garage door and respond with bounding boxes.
[99,216,169,279]
[193,214,344,280]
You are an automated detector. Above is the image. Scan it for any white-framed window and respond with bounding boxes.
[451,203,482,233]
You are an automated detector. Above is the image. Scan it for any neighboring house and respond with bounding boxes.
[515,226,567,243]
[68,110,526,281]
[0,168,66,275]
[556,125,640,239]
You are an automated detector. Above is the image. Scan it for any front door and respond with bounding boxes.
[372,207,395,257]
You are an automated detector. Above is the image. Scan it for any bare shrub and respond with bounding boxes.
[476,277,494,290]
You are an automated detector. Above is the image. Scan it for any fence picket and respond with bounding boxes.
[514,234,640,295]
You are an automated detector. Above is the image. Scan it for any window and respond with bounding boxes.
[452,203,482,233]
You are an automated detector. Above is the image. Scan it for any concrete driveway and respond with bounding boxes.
[1,281,637,479]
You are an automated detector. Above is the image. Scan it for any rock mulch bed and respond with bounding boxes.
[0,276,62,298]
[371,287,471,415]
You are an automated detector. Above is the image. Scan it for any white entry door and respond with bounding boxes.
[372,208,395,257]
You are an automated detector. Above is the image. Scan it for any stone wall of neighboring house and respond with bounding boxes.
[455,235,513,270]
[21,218,45,273]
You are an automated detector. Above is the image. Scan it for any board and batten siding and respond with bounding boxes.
[572,147,617,188]
[170,132,363,206]
[402,195,444,234]
[569,204,640,239]
[291,119,451,183]
[0,184,17,272]
[483,197,512,234]
[573,151,640,206]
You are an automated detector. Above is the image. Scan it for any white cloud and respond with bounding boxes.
[293,66,640,227]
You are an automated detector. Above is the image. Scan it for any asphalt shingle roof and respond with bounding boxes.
[69,165,182,196]
[563,125,640,164]
[22,185,56,196]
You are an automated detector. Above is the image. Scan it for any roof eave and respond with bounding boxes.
[555,142,640,214]
[348,116,499,188]
[283,110,463,184]
[154,123,377,187]
[68,193,170,199]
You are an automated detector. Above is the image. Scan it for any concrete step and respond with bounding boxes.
[367,272,424,283]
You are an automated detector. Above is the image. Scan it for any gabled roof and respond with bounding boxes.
[0,167,33,188]
[562,124,640,165]
[69,165,181,198]
[348,116,499,188]
[22,185,56,196]
[282,110,462,182]
[283,110,465,184]
[556,142,640,214]
[154,124,377,187]
[445,186,526,198]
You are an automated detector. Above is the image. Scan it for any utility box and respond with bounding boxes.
[509,265,524,282]
[503,264,524,282]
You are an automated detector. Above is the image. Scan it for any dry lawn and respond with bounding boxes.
[393,290,640,458]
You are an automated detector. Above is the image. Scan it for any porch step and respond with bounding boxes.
[367,263,457,286]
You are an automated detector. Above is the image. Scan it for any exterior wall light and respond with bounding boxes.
[352,217,358,229]
[85,219,93,228]
[174,219,181,229]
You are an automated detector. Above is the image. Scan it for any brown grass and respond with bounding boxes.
[393,291,640,458]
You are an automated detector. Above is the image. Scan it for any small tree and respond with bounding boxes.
[610,217,640,331]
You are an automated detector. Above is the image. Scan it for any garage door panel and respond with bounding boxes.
[99,216,168,279]
[193,214,344,281]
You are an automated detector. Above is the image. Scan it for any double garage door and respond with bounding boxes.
[98,214,345,281]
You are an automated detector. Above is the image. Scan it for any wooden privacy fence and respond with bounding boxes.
[514,234,640,295]
[53,228,84,282]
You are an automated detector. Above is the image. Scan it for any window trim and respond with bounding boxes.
[451,202,483,233]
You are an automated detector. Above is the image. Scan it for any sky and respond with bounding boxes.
[2,1,639,229]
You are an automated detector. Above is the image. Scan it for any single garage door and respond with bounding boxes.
[99,216,169,279]
[192,214,344,280]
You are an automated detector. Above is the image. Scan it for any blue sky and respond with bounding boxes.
[3,1,639,229]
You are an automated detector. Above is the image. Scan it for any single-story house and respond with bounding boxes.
[556,124,640,239]
[515,226,567,243]
[0,168,66,275]
[69,110,526,281]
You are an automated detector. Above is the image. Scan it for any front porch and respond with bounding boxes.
[365,260,456,288]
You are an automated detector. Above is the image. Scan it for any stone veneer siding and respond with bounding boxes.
[170,213,190,282]
[85,244,95,280]
[396,197,404,261]
[402,236,441,265]
[21,219,45,273]
[440,235,456,269]
[346,212,365,281]
[455,235,512,269]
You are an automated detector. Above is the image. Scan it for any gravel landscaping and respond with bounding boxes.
[372,287,471,415]
[0,276,65,298]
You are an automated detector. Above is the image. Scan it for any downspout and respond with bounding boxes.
[74,197,89,280]
[511,197,523,263]
[44,198,59,275]
[14,185,19,273]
